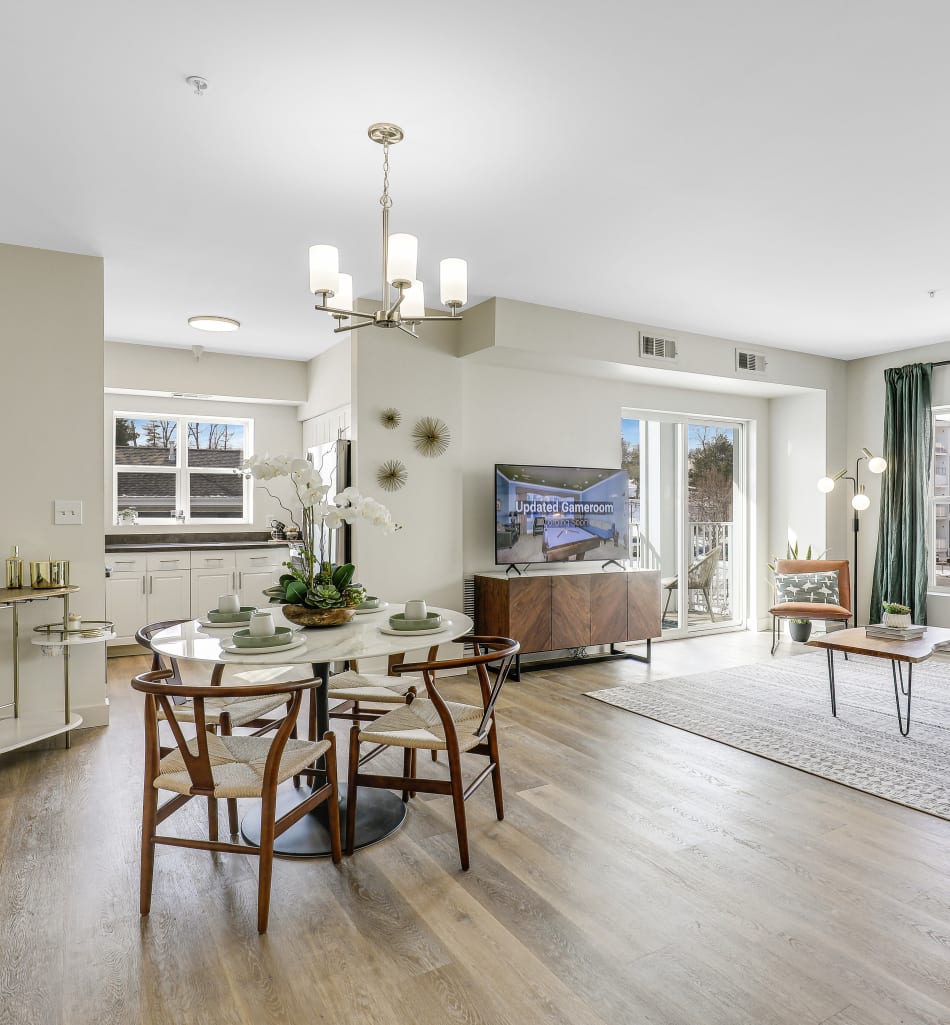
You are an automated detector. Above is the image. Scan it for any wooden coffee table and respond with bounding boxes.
[807,626,950,736]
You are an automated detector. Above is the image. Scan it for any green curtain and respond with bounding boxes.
[869,362,932,623]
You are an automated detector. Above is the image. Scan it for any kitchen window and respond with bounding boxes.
[113,413,253,525]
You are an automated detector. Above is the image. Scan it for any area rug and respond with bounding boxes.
[586,652,950,819]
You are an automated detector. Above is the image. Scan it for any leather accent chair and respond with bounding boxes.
[769,559,851,654]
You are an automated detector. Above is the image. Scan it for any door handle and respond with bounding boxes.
[237,571,243,589]
[141,576,146,595]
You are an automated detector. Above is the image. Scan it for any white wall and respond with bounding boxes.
[768,392,828,561]
[847,340,950,624]
[461,361,773,625]
[0,243,107,730]
[350,323,463,613]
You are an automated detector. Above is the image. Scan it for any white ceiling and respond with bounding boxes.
[3,0,950,362]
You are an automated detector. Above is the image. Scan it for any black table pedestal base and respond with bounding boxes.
[240,783,407,859]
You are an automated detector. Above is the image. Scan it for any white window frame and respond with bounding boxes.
[930,407,950,590]
[113,411,254,526]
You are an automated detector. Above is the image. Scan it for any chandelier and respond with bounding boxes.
[308,123,468,339]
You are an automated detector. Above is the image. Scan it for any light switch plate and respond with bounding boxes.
[54,499,83,525]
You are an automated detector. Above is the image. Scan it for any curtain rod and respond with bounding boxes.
[933,360,950,368]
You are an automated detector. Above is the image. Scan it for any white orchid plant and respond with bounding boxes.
[243,454,397,611]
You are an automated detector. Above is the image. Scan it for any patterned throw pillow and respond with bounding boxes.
[774,571,840,606]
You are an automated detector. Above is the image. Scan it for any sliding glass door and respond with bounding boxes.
[623,413,744,636]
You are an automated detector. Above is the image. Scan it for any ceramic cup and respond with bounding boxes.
[218,594,240,615]
[404,599,428,620]
[248,610,276,637]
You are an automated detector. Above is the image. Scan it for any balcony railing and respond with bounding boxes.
[628,507,733,620]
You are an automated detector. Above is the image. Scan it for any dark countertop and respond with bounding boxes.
[104,531,296,554]
[105,540,290,553]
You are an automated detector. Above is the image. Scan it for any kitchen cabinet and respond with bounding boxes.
[105,545,288,649]
[191,551,237,618]
[105,564,148,643]
[236,548,288,608]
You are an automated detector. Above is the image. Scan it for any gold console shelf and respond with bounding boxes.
[0,585,83,754]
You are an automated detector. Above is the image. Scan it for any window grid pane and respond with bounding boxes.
[114,413,251,523]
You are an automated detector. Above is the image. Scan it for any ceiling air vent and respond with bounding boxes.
[736,349,768,373]
[639,333,677,360]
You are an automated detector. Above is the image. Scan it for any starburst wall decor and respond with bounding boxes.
[376,459,408,492]
[412,416,450,458]
[379,408,402,430]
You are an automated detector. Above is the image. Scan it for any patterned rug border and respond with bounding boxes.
[585,652,950,821]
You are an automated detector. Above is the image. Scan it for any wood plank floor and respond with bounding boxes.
[1,633,949,1024]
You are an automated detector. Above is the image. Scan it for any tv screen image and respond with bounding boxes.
[495,463,630,566]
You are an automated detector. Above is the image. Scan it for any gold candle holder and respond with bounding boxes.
[30,559,70,588]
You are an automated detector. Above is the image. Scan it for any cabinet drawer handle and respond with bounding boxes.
[205,558,224,564]
[142,577,146,595]
[115,560,134,565]
[159,559,179,564]
[249,556,268,561]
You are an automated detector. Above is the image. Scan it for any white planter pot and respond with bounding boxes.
[884,612,912,629]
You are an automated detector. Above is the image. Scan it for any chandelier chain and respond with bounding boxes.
[380,141,392,210]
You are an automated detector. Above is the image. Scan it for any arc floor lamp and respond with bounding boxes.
[817,448,887,625]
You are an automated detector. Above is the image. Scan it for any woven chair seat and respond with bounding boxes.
[155,733,329,799]
[328,669,424,703]
[158,691,293,728]
[358,698,485,751]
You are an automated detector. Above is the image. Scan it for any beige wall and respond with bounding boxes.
[0,243,107,729]
[341,297,848,633]
[105,340,306,403]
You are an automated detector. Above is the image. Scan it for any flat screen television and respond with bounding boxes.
[495,463,630,566]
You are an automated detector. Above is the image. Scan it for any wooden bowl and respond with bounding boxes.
[281,605,356,628]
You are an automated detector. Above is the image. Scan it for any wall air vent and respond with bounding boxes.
[736,349,768,373]
[639,333,677,360]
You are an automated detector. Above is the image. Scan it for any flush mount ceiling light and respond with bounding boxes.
[188,316,240,333]
[309,123,468,339]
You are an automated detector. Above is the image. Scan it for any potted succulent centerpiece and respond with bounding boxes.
[243,454,397,627]
[882,601,912,629]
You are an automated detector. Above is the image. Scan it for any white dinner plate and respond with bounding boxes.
[377,620,452,638]
[354,600,389,615]
[220,636,308,655]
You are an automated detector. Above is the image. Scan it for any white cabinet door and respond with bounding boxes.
[148,570,191,624]
[236,548,287,608]
[237,568,281,609]
[106,574,148,641]
[192,568,237,618]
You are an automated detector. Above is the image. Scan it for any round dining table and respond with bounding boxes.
[149,603,473,858]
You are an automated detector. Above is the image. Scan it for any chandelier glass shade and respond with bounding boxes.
[309,123,468,339]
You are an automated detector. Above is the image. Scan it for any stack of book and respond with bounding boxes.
[865,623,926,640]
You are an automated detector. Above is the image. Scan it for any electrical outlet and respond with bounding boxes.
[54,500,83,525]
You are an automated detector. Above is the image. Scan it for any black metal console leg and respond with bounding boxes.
[826,647,837,716]
[771,616,780,656]
[891,661,912,736]
[612,638,651,664]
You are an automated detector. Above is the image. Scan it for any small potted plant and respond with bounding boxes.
[882,601,912,629]
[788,618,812,642]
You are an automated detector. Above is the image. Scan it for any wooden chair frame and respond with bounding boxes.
[136,620,303,816]
[131,669,341,934]
[344,636,519,870]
